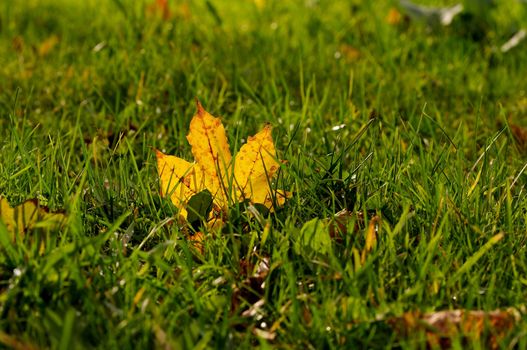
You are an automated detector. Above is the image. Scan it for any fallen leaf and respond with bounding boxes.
[156,150,202,219]
[295,210,381,260]
[38,35,59,57]
[241,298,265,318]
[186,101,232,208]
[361,215,381,263]
[188,231,206,253]
[329,209,377,239]
[510,123,527,152]
[232,256,271,325]
[386,7,403,25]
[338,44,361,62]
[0,331,39,350]
[12,36,24,53]
[0,196,66,241]
[253,327,276,341]
[234,124,281,204]
[146,0,172,20]
[329,208,356,239]
[156,100,289,227]
[388,308,520,349]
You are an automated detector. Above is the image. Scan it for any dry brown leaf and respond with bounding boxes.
[510,123,527,152]
[329,209,375,239]
[146,0,172,20]
[329,208,356,239]
[339,44,361,62]
[12,36,24,53]
[232,256,270,317]
[389,308,520,349]
[0,331,39,350]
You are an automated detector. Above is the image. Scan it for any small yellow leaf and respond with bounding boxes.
[389,308,519,349]
[361,215,381,263]
[0,196,66,241]
[186,101,232,207]
[253,0,266,10]
[386,7,403,25]
[38,35,59,57]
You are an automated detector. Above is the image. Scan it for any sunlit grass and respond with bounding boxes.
[0,0,526,348]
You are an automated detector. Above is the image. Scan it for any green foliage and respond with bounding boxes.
[186,190,213,231]
[294,218,332,256]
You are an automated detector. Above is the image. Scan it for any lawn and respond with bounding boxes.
[1,0,527,348]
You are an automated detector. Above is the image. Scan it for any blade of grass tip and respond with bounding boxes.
[58,308,75,350]
[42,241,77,276]
[344,117,377,153]
[133,217,174,255]
[467,166,483,198]
[470,127,506,173]
[205,0,222,26]
[65,109,82,172]
[422,110,457,150]
[348,69,354,100]
[8,165,32,180]
[322,118,371,179]
[390,204,412,237]
[506,178,513,234]
[348,151,373,180]
[283,121,302,155]
[450,233,504,285]
[109,0,127,17]
[239,77,263,106]
[92,211,131,252]
[70,156,89,210]
[510,161,527,190]
[126,139,156,215]
[300,80,312,120]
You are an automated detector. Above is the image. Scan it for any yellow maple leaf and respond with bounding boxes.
[0,196,66,241]
[156,101,289,224]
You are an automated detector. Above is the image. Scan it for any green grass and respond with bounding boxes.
[1,0,527,348]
